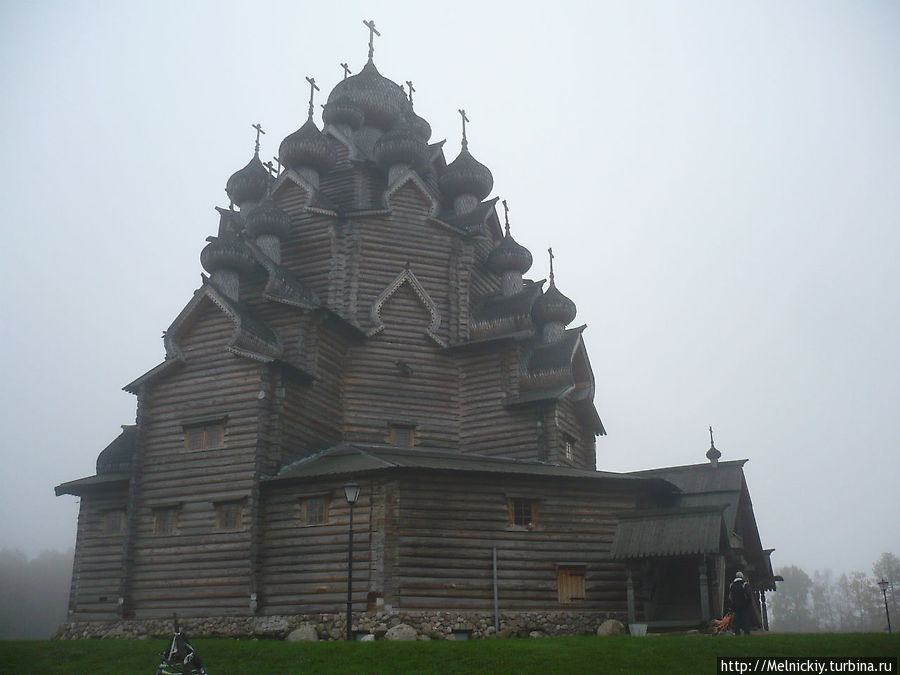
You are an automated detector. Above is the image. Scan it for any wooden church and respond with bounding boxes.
[56,24,778,637]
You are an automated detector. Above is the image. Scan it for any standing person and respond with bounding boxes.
[730,571,752,635]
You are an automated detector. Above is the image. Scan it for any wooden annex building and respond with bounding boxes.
[56,27,778,637]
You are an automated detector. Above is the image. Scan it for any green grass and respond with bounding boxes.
[1,634,897,674]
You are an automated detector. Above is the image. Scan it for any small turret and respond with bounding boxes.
[279,76,337,188]
[200,208,256,301]
[439,109,493,215]
[531,248,576,343]
[486,200,533,296]
[706,426,722,467]
[244,198,291,263]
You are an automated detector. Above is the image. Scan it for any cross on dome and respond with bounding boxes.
[305,76,320,120]
[548,247,555,283]
[458,108,469,149]
[341,62,351,80]
[406,80,415,105]
[502,199,511,235]
[252,123,265,154]
[363,19,380,60]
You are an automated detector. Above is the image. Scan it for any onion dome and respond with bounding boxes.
[322,97,365,130]
[326,59,409,131]
[487,231,533,276]
[532,282,577,327]
[279,118,337,174]
[200,233,256,276]
[244,198,291,240]
[439,148,494,201]
[225,152,269,207]
[373,117,430,170]
[406,110,431,143]
[706,427,722,464]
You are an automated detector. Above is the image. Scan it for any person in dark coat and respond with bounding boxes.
[729,571,752,635]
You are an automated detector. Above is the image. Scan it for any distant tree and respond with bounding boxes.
[810,569,839,632]
[872,552,899,627]
[770,565,816,631]
[0,548,73,639]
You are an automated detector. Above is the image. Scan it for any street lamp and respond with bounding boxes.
[343,480,360,641]
[877,578,892,633]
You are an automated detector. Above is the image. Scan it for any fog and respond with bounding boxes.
[1,1,898,577]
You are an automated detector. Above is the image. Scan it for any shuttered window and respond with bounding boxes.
[557,566,586,604]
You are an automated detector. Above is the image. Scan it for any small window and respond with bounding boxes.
[184,421,225,451]
[299,496,329,526]
[388,424,415,447]
[215,501,244,530]
[508,499,537,528]
[103,508,126,535]
[563,436,575,462]
[153,507,178,535]
[558,566,586,604]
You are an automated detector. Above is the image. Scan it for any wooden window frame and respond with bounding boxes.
[153,506,179,536]
[102,508,126,535]
[182,416,227,452]
[507,498,538,530]
[563,435,575,462]
[299,495,330,527]
[557,564,587,605]
[214,500,245,531]
[387,423,416,447]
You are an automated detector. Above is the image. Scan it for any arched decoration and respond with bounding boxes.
[367,266,446,347]
[383,169,440,219]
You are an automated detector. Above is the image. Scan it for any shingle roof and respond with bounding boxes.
[610,505,730,559]
[54,472,129,497]
[267,443,674,489]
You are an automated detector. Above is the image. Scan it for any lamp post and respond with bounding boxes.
[877,578,892,633]
[343,480,360,641]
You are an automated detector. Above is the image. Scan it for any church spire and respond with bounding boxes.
[706,426,722,466]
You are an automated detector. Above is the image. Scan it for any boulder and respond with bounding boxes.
[286,623,319,642]
[596,619,626,636]
[385,623,417,641]
[359,633,376,642]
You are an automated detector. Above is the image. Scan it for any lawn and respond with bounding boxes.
[1,633,897,674]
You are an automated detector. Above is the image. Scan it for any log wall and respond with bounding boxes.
[392,474,637,613]
[69,489,128,620]
[129,302,263,617]
[260,478,373,615]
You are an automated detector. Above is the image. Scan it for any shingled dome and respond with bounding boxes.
[487,231,533,276]
[373,117,430,170]
[406,110,431,143]
[279,118,337,175]
[225,152,269,206]
[200,235,256,275]
[532,283,577,327]
[322,97,365,130]
[326,59,409,131]
[439,147,493,201]
[244,198,291,240]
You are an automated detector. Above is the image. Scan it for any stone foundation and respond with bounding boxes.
[54,610,626,641]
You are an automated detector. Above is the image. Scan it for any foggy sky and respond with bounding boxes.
[1,0,898,575]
